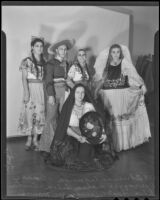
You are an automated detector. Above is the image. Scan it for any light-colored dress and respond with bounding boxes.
[18,57,45,136]
[98,59,151,152]
[69,102,95,128]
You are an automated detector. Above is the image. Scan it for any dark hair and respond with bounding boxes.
[72,84,92,104]
[30,38,45,78]
[31,38,44,47]
[73,50,89,80]
[51,83,100,142]
[78,49,86,54]
[102,44,124,79]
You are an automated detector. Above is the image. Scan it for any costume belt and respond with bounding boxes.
[53,78,66,87]
[28,79,43,83]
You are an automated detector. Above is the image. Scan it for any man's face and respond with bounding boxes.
[56,45,67,59]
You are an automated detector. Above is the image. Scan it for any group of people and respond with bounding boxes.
[18,36,151,171]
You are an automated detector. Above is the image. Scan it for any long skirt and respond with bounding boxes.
[47,126,117,172]
[99,87,151,152]
[18,82,45,135]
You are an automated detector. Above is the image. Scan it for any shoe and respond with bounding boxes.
[25,145,32,151]
[25,139,32,151]
[32,140,39,151]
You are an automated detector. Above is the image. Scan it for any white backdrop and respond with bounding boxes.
[2,6,130,137]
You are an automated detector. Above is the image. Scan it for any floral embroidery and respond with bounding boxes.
[111,97,144,122]
[20,58,44,80]
[103,74,128,89]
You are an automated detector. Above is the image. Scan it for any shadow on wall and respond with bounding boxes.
[86,36,99,79]
[39,21,88,62]
[39,24,55,61]
[58,20,88,62]
[109,29,130,49]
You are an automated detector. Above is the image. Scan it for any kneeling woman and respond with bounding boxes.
[46,84,117,171]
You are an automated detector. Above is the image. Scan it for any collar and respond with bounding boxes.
[55,55,63,62]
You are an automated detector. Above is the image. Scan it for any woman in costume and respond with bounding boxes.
[45,83,117,171]
[94,44,151,152]
[67,49,90,87]
[18,37,46,151]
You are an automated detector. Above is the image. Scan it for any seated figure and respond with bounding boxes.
[45,83,117,171]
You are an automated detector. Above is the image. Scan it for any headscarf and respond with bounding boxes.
[50,83,103,146]
[93,44,145,88]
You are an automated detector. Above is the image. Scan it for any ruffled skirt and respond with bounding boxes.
[99,88,151,152]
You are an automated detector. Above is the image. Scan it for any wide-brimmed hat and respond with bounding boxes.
[48,39,75,54]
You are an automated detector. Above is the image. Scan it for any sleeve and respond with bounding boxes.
[84,102,95,113]
[85,68,90,80]
[67,65,76,79]
[45,62,55,96]
[122,59,145,88]
[19,58,28,71]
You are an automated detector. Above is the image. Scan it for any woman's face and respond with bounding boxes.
[32,41,44,55]
[77,50,86,65]
[110,47,121,62]
[75,86,85,103]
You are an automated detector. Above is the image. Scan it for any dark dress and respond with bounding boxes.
[102,62,129,90]
[45,84,117,172]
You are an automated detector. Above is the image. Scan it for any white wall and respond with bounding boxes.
[2,6,130,137]
[102,6,159,63]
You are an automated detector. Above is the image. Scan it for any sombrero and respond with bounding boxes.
[48,39,75,55]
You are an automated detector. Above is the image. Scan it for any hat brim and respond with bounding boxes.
[48,39,74,54]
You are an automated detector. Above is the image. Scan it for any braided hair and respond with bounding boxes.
[31,38,45,78]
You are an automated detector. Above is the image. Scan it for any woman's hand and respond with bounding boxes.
[66,78,75,88]
[99,134,107,144]
[78,136,90,144]
[23,93,30,104]
[141,85,147,95]
[48,96,55,106]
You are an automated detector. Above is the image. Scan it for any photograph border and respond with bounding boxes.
[1,1,159,200]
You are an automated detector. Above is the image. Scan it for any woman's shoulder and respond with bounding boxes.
[84,102,95,111]
[19,57,33,71]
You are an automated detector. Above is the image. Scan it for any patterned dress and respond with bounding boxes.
[67,62,89,86]
[18,56,45,136]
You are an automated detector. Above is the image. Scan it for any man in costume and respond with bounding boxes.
[38,39,74,154]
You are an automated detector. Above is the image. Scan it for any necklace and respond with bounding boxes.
[74,103,84,119]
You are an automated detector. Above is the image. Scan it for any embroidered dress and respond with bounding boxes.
[96,59,151,152]
[18,57,45,136]
[68,62,89,85]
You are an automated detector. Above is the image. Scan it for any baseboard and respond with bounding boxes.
[7,135,27,142]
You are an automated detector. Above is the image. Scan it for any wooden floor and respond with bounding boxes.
[6,93,156,199]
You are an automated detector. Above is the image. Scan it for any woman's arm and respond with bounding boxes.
[22,68,30,103]
[67,127,81,140]
[66,77,75,88]
[66,65,76,88]
[122,59,147,94]
[67,127,88,143]
[94,79,104,99]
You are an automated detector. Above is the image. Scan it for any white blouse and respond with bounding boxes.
[68,64,89,82]
[69,102,95,127]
